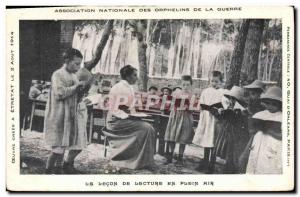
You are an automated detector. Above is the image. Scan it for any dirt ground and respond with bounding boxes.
[20,129,223,175]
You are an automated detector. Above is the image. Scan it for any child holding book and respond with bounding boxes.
[213,86,249,174]
[193,71,224,172]
[246,86,282,174]
[238,79,265,173]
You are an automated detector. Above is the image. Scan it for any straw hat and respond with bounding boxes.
[260,86,282,102]
[224,86,245,102]
[172,86,182,91]
[243,80,264,91]
[161,86,172,92]
[148,86,158,91]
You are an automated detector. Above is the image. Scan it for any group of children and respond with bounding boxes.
[158,71,282,174]
[41,46,282,175]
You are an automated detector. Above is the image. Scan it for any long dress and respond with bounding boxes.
[103,80,156,170]
[238,99,265,173]
[246,110,282,174]
[44,65,81,148]
[164,93,194,144]
[193,87,224,148]
[214,106,249,174]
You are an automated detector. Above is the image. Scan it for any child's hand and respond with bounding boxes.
[218,108,224,114]
[83,98,92,105]
[76,81,85,91]
[234,108,242,114]
[241,109,248,116]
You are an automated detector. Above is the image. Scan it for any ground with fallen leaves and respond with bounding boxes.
[20,130,224,174]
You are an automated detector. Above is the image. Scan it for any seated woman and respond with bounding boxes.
[103,65,156,170]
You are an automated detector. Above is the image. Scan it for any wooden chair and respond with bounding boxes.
[101,127,110,158]
[29,99,46,132]
[87,108,107,144]
[86,106,110,157]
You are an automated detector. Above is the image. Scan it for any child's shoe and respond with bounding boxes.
[45,168,54,174]
[63,162,83,174]
[163,153,173,165]
[195,160,208,172]
[54,166,64,174]
[175,159,184,166]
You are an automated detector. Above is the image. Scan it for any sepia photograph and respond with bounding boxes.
[6,6,294,191]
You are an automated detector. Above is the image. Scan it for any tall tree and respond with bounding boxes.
[84,20,114,71]
[134,20,148,91]
[241,19,265,83]
[225,19,250,89]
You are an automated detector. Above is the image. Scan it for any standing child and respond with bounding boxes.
[244,80,265,115]
[238,79,265,173]
[164,75,194,166]
[213,86,249,174]
[157,86,173,155]
[246,86,282,174]
[160,86,173,112]
[193,71,224,172]
[44,48,90,174]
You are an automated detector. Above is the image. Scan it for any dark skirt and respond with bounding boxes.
[214,120,249,173]
[104,118,156,170]
[164,110,194,144]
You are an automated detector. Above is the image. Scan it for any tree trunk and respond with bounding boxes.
[263,48,269,81]
[257,44,263,80]
[241,19,265,83]
[268,19,277,81]
[268,52,276,81]
[136,21,148,91]
[84,20,114,71]
[225,20,250,89]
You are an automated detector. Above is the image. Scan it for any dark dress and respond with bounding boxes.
[238,100,265,173]
[164,97,194,144]
[214,108,249,174]
[103,80,156,170]
[104,117,156,170]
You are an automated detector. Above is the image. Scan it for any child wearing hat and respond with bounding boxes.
[155,86,173,155]
[148,86,158,95]
[243,80,265,115]
[161,86,172,96]
[213,86,249,174]
[238,80,266,173]
[193,71,224,172]
[172,86,182,92]
[147,86,159,108]
[159,86,173,113]
[164,75,194,165]
[246,86,282,174]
